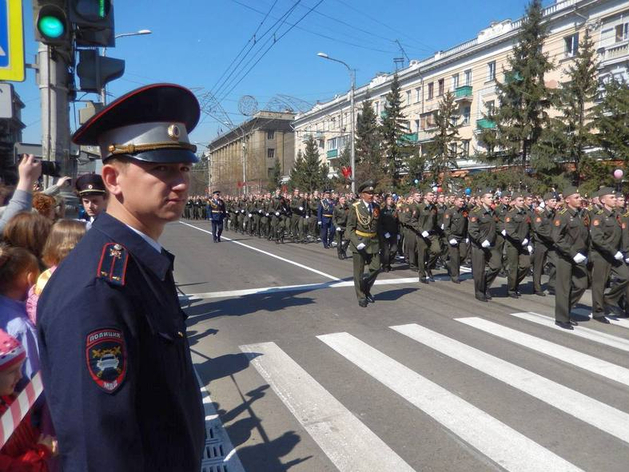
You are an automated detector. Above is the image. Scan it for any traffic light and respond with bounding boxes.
[76,50,124,94]
[33,1,71,47]
[69,0,115,47]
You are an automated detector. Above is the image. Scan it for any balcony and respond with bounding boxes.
[600,40,629,67]
[327,149,338,159]
[476,119,496,131]
[454,85,473,102]
[401,132,418,143]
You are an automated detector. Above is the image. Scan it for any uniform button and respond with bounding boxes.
[177,331,184,338]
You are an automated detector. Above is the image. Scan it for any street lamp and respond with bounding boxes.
[318,52,356,193]
[101,29,153,104]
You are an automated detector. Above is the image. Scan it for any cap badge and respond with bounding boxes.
[168,124,181,141]
[87,184,93,189]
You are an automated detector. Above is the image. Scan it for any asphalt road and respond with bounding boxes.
[164,219,629,472]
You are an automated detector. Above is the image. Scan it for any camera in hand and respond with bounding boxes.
[41,161,61,177]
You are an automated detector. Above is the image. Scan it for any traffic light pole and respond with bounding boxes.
[37,42,72,185]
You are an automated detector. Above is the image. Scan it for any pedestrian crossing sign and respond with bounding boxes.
[0,0,24,82]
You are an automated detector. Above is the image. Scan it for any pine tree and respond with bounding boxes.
[479,0,553,171]
[289,150,306,190]
[289,136,328,191]
[593,79,629,162]
[535,29,598,184]
[425,91,460,185]
[355,98,387,187]
[381,73,413,187]
[267,157,282,192]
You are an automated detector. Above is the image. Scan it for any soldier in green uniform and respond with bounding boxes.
[495,192,511,275]
[380,194,399,272]
[290,189,306,243]
[589,187,628,323]
[403,192,421,271]
[347,181,383,308]
[308,190,320,241]
[443,193,469,284]
[414,188,440,284]
[531,192,557,296]
[333,195,350,259]
[468,189,501,302]
[504,192,532,298]
[552,186,589,329]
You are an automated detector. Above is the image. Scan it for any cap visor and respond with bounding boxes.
[106,149,199,164]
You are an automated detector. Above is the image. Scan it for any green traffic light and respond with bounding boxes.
[38,15,65,39]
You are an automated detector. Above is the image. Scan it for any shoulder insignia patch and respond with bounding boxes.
[554,219,561,226]
[86,328,127,393]
[593,219,600,226]
[558,208,567,215]
[97,243,129,286]
[535,217,542,223]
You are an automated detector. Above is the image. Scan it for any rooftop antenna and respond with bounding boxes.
[395,39,410,65]
[393,57,405,71]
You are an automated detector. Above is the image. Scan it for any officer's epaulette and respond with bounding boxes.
[97,243,129,286]
[557,208,567,215]
[595,209,604,215]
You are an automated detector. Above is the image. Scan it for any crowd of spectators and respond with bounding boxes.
[0,155,92,470]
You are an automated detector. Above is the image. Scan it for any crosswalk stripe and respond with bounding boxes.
[510,312,629,352]
[572,307,629,330]
[317,332,583,472]
[457,317,629,388]
[391,323,629,444]
[239,342,415,472]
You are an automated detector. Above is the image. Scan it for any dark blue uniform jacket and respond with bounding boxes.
[37,212,205,471]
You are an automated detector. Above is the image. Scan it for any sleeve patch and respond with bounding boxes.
[86,329,127,394]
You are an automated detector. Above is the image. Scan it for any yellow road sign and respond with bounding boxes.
[0,0,25,82]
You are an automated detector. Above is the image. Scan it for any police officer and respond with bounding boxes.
[37,84,205,471]
[443,193,469,283]
[75,173,108,223]
[468,189,501,302]
[347,181,383,307]
[209,190,227,242]
[552,186,589,329]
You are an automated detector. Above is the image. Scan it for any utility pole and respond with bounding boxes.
[37,42,71,186]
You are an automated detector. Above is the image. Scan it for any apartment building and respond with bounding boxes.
[293,0,629,175]
[208,111,295,195]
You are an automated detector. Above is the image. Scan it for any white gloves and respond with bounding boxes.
[481,240,491,248]
[421,231,430,238]
[384,232,391,239]
[440,224,445,230]
[356,243,366,250]
[275,212,280,216]
[521,238,529,246]
[305,215,309,219]
[336,227,342,232]
[258,209,262,213]
[265,213,269,216]
[248,213,252,218]
[449,238,458,246]
[573,253,587,264]
[299,206,303,211]
[501,229,506,236]
[318,221,322,226]
[527,245,533,254]
[465,238,469,244]
[625,257,629,264]
[397,234,401,240]
[614,251,624,261]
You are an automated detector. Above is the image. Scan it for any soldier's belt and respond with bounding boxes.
[356,230,377,238]
[323,214,333,218]
[211,210,223,213]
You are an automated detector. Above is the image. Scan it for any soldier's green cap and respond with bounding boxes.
[358,181,375,194]
[511,191,524,199]
[476,187,492,197]
[598,187,616,197]
[562,186,580,198]
[543,192,557,201]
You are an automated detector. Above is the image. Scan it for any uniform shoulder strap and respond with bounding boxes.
[97,243,129,286]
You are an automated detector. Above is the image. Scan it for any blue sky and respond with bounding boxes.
[14,0,554,145]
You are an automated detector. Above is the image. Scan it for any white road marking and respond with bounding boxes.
[179,221,341,281]
[240,342,415,472]
[511,312,629,353]
[317,332,583,472]
[392,323,629,444]
[457,317,629,388]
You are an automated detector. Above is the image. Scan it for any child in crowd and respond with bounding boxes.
[26,220,87,325]
[2,213,52,270]
[0,245,40,388]
[0,329,56,471]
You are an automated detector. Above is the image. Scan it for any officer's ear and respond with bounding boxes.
[102,158,129,197]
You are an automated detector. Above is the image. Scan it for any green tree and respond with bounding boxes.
[424,91,460,185]
[288,136,328,191]
[593,79,629,162]
[355,97,385,185]
[267,157,282,192]
[289,150,306,190]
[535,29,598,184]
[381,73,413,187]
[479,0,553,171]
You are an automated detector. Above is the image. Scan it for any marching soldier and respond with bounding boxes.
[308,190,320,240]
[589,187,629,323]
[468,189,501,302]
[208,190,227,242]
[414,189,440,284]
[347,181,383,308]
[504,192,532,298]
[495,192,511,275]
[318,190,335,248]
[552,186,589,329]
[290,189,306,243]
[531,192,557,296]
[333,195,350,259]
[443,193,469,284]
[380,194,399,272]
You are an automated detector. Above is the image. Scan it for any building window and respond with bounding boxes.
[267,131,275,140]
[452,73,459,90]
[267,148,275,159]
[564,33,579,57]
[406,90,411,105]
[449,143,458,156]
[415,87,421,103]
[414,119,420,132]
[462,140,470,157]
[487,61,496,81]
[462,106,471,125]
[485,99,495,114]
[427,82,434,100]
[464,69,472,86]
[616,23,629,42]
[438,78,445,96]
[420,111,437,130]
[318,139,324,149]
[327,137,338,150]
[375,101,380,115]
